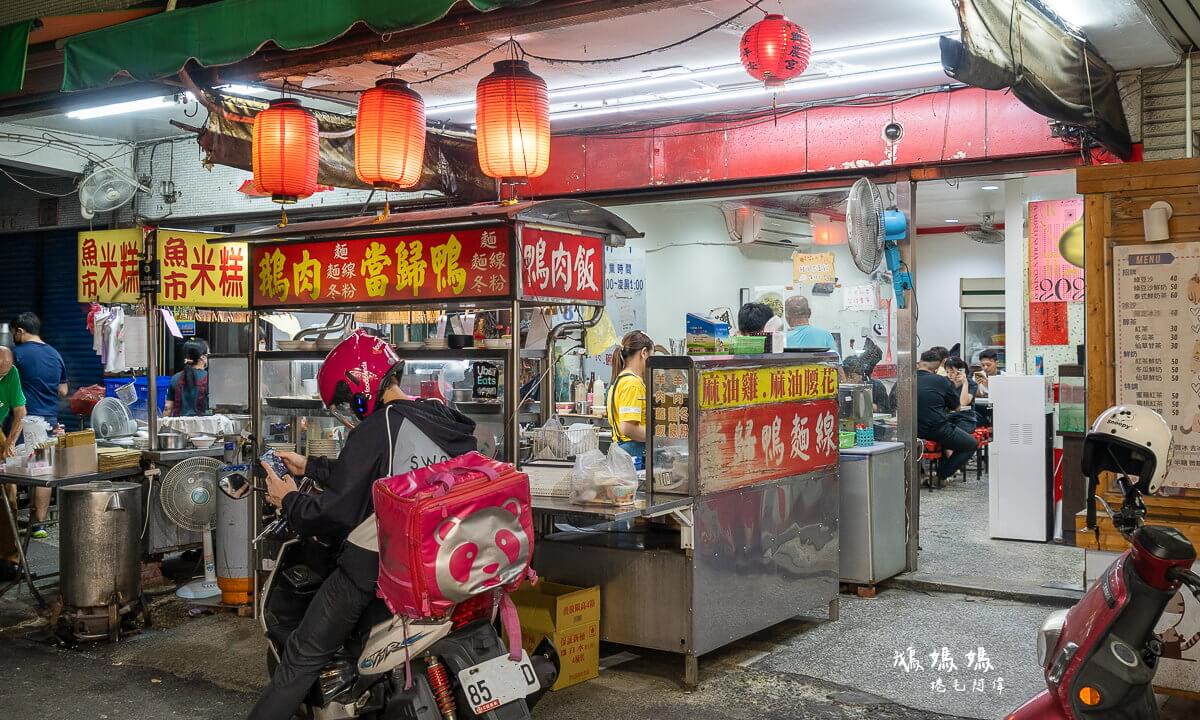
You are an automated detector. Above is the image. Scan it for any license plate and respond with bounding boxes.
[456,650,540,715]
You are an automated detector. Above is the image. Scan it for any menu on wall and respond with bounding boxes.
[1113,242,1200,488]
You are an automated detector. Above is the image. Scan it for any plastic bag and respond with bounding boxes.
[569,444,638,506]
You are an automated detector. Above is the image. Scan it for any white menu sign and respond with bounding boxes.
[1113,242,1200,488]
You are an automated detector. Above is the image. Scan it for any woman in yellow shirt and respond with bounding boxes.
[606,331,654,462]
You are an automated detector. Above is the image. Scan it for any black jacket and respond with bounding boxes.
[281,398,477,589]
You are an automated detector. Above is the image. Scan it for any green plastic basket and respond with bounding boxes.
[727,335,766,355]
[839,431,857,449]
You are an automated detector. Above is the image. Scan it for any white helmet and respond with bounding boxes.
[1081,405,1173,495]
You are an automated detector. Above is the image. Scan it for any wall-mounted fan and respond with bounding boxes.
[846,177,912,308]
[78,163,148,219]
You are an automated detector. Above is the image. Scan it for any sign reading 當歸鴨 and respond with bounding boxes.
[157,230,248,307]
[518,226,605,305]
[251,227,512,308]
[697,364,838,410]
[699,398,839,490]
[78,228,142,303]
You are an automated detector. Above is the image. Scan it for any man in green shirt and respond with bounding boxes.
[0,346,27,580]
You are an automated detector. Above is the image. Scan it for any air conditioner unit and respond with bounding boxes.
[721,204,813,247]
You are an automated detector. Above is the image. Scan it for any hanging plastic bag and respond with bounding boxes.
[584,309,620,358]
[569,443,638,507]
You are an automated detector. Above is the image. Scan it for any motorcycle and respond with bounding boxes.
[219,473,559,720]
[1008,473,1200,719]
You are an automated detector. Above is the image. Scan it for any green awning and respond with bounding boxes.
[62,0,537,92]
[0,20,34,94]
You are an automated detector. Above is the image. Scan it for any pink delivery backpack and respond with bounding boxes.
[373,451,536,621]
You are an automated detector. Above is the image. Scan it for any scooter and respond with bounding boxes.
[219,473,559,720]
[1008,473,1200,719]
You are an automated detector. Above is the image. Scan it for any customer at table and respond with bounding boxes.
[164,338,210,417]
[606,330,653,463]
[975,348,1001,397]
[784,296,838,357]
[12,312,67,539]
[917,348,977,480]
[0,347,27,581]
[737,302,777,335]
[844,355,892,414]
[943,356,978,433]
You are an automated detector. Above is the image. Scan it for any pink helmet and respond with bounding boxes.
[317,329,403,425]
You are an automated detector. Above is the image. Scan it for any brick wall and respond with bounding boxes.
[2,1,142,26]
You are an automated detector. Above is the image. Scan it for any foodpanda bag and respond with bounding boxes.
[373,451,536,622]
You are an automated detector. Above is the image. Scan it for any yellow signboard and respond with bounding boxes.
[78,228,142,303]
[156,230,249,308]
[792,251,836,285]
[695,364,838,410]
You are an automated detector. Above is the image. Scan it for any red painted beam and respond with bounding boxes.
[527,88,1077,197]
[916,223,1006,235]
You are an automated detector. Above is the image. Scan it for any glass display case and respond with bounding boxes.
[963,309,1006,369]
[258,352,344,456]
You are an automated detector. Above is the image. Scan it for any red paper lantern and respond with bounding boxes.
[355,79,426,189]
[740,14,812,88]
[253,98,319,204]
[475,60,550,182]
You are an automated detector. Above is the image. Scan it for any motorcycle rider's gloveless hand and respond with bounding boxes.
[262,461,298,508]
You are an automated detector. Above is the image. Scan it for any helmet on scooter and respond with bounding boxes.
[1081,405,1173,495]
[317,329,404,427]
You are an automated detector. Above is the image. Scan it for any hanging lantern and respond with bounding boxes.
[252,98,319,204]
[475,59,550,183]
[355,79,426,189]
[740,14,812,88]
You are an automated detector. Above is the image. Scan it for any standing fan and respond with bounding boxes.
[160,456,222,600]
[846,177,912,308]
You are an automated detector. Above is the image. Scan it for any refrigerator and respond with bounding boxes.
[989,375,1054,541]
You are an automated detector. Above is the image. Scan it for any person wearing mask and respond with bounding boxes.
[943,356,978,433]
[929,346,951,376]
[11,313,66,539]
[607,331,654,463]
[0,347,26,581]
[917,349,977,480]
[164,338,210,417]
[249,330,477,720]
[974,348,1001,397]
[844,355,892,414]
[784,295,838,357]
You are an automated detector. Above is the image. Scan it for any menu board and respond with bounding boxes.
[1113,242,1200,488]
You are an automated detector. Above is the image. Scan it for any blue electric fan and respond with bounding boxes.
[846,177,912,308]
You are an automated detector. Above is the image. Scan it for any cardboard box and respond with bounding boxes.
[510,581,600,690]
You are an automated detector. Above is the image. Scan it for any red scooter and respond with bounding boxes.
[1009,406,1200,720]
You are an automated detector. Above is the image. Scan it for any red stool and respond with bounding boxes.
[972,427,992,481]
[920,439,945,489]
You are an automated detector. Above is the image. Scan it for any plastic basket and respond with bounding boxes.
[528,424,600,461]
[727,335,766,355]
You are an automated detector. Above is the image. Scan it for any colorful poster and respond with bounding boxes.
[78,228,141,303]
[791,251,836,285]
[1029,301,1068,345]
[1112,242,1200,488]
[251,227,511,308]
[157,230,248,307]
[517,227,605,305]
[698,398,840,490]
[1029,198,1085,302]
[696,364,838,410]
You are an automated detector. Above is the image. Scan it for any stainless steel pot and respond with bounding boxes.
[157,432,187,450]
[59,481,142,608]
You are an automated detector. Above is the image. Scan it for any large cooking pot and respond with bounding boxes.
[59,481,142,608]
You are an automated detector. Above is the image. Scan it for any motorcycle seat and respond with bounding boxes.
[1133,525,1197,562]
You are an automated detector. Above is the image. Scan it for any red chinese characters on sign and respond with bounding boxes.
[78,229,141,302]
[698,399,839,490]
[250,228,511,307]
[518,226,604,305]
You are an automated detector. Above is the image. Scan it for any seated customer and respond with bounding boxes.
[784,296,838,357]
[974,348,1000,397]
[844,355,892,414]
[917,349,978,480]
[943,356,977,434]
[737,302,776,335]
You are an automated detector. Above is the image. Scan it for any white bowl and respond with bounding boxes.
[191,435,216,449]
[484,339,511,349]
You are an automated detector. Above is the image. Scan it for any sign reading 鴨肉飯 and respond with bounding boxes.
[517,227,605,306]
[156,230,248,307]
[78,228,142,303]
[251,228,513,308]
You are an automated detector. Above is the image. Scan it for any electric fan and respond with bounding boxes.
[846,177,912,308]
[78,163,146,219]
[160,456,222,600]
[91,397,139,439]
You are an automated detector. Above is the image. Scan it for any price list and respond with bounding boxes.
[1113,242,1200,488]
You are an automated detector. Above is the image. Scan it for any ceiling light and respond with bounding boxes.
[981,185,1000,191]
[66,93,193,119]
[218,84,268,96]
[944,218,960,223]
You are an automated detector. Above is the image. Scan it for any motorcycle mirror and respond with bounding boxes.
[218,472,256,500]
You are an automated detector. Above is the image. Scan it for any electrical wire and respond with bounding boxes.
[0,165,77,197]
